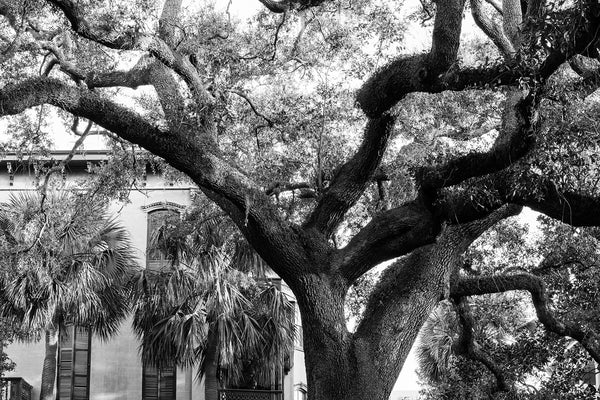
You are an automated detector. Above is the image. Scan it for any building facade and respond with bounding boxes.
[0,150,307,400]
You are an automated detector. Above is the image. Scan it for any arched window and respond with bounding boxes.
[146,209,180,272]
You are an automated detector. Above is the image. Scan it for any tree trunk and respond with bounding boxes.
[295,208,520,400]
[39,327,58,400]
[294,274,361,400]
[203,331,220,400]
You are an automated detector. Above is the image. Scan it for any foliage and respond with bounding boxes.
[0,318,33,378]
[0,190,138,337]
[418,215,600,398]
[131,197,295,388]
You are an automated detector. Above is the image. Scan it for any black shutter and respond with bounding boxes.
[57,326,91,400]
[142,363,176,400]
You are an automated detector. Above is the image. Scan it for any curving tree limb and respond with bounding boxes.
[453,297,510,392]
[502,0,523,50]
[304,112,396,237]
[451,273,600,363]
[470,0,515,59]
[351,204,521,396]
[258,0,290,13]
[417,89,537,193]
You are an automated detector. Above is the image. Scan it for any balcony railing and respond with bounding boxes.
[0,378,32,400]
[218,389,283,400]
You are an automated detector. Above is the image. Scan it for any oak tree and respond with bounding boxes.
[1,0,600,399]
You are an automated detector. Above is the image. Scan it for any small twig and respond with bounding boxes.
[71,116,93,136]
[227,89,274,127]
[270,12,286,61]
[38,123,92,208]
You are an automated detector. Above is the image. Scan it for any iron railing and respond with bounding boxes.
[218,389,283,400]
[0,378,32,400]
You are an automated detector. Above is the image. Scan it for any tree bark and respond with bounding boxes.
[292,273,357,400]
[39,327,58,400]
[297,237,478,400]
[292,207,520,400]
[203,332,219,400]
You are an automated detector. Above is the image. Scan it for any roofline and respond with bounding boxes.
[0,150,110,167]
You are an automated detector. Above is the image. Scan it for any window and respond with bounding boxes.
[57,326,91,400]
[146,209,180,272]
[142,363,176,400]
[143,208,179,400]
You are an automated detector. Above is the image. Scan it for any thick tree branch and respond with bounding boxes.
[357,2,600,118]
[46,0,215,111]
[85,66,154,89]
[485,0,504,15]
[258,0,290,13]
[451,273,600,363]
[357,0,466,118]
[511,179,600,227]
[304,113,396,237]
[351,205,520,391]
[0,77,313,281]
[569,55,600,79]
[432,159,600,227]
[470,0,515,59]
[147,61,188,131]
[454,297,510,392]
[257,0,331,12]
[336,199,439,283]
[149,0,190,130]
[158,0,183,47]
[46,0,140,49]
[502,0,523,50]
[417,89,537,192]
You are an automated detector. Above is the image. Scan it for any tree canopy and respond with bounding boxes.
[1,0,600,398]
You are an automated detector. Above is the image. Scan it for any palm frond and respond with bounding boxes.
[416,301,458,383]
[0,190,138,342]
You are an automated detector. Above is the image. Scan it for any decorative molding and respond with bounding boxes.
[140,200,186,213]
[7,162,14,186]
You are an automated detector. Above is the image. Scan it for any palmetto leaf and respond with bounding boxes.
[416,301,459,383]
[0,190,138,340]
[132,212,296,388]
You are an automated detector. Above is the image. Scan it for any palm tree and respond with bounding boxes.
[0,191,139,400]
[131,203,296,398]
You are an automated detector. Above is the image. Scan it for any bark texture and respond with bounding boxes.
[39,328,58,400]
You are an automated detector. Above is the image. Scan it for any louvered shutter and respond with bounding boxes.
[72,327,91,400]
[142,365,159,400]
[159,364,175,400]
[57,326,91,400]
[142,363,176,400]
